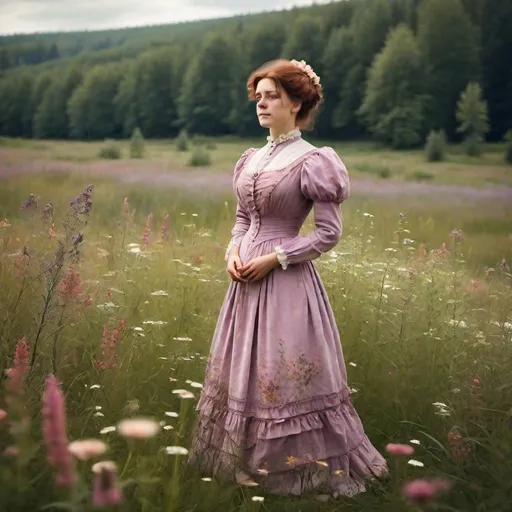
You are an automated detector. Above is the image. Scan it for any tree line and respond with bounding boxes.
[0,0,510,148]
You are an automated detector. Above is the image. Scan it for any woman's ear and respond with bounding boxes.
[291,101,302,114]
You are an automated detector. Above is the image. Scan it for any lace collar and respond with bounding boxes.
[266,128,302,145]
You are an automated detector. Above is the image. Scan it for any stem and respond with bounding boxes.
[51,306,66,374]
[30,280,56,369]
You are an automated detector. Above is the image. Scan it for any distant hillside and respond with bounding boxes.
[0,6,305,75]
[0,0,510,145]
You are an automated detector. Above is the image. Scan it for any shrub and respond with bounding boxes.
[425,130,447,162]
[130,127,145,158]
[188,146,211,167]
[98,140,121,159]
[176,130,190,152]
[409,170,434,181]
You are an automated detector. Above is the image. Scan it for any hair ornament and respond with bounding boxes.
[290,59,321,86]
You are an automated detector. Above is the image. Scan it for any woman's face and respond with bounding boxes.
[255,78,301,131]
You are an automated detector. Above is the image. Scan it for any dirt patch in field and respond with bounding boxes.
[1,148,512,201]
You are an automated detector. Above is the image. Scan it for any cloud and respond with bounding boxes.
[0,0,323,35]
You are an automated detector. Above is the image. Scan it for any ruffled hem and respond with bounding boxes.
[188,390,388,496]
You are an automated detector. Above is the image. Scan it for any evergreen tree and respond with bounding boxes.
[281,15,326,74]
[68,63,124,139]
[318,26,356,137]
[178,34,237,135]
[480,0,512,140]
[359,24,427,148]
[34,65,82,139]
[456,82,489,155]
[418,0,480,137]
[247,20,287,70]
[332,0,392,136]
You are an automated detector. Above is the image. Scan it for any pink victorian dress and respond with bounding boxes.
[189,129,387,496]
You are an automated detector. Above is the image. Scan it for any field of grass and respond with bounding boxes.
[0,139,511,511]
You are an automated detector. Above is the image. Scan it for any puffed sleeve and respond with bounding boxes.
[275,147,350,268]
[225,148,255,261]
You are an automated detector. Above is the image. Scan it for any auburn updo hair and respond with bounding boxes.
[246,59,324,130]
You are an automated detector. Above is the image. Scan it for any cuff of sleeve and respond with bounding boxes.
[275,246,289,270]
[225,240,238,261]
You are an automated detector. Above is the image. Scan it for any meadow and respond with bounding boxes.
[0,137,511,512]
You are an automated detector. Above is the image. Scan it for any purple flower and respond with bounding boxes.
[92,461,123,506]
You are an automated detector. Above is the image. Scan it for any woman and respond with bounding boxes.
[189,59,387,497]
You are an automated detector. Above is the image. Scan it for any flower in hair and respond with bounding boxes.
[290,59,321,86]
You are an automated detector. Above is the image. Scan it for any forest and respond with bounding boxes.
[0,0,510,148]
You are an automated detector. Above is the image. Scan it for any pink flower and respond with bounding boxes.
[403,478,452,504]
[42,375,75,486]
[386,443,415,456]
[92,461,123,506]
[68,439,108,461]
[0,409,7,421]
[5,338,31,396]
[3,445,20,457]
[117,418,161,439]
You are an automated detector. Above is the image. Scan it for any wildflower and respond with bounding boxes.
[4,445,20,456]
[117,418,161,439]
[410,440,421,445]
[151,290,169,296]
[69,184,94,216]
[165,446,189,455]
[100,426,116,435]
[95,317,126,370]
[286,456,296,466]
[402,478,451,505]
[188,381,203,389]
[89,384,101,390]
[58,266,83,303]
[42,202,53,222]
[386,443,415,456]
[165,412,179,418]
[447,430,471,459]
[20,193,37,210]
[252,496,265,502]
[201,477,212,482]
[407,459,424,467]
[68,439,108,460]
[0,409,7,421]
[450,229,464,241]
[5,338,31,402]
[161,214,170,241]
[92,461,123,507]
[42,375,75,486]
[141,212,153,250]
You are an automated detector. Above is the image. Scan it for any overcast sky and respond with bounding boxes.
[0,0,327,36]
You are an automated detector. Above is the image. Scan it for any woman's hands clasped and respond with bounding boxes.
[227,248,280,283]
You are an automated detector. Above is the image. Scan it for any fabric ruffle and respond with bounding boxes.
[189,389,388,496]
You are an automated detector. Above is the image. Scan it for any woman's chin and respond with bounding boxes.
[258,117,272,128]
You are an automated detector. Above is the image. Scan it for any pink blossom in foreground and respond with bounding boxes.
[92,461,123,506]
[385,443,415,456]
[42,375,75,486]
[117,418,161,439]
[0,409,7,421]
[402,478,452,504]
[68,439,108,461]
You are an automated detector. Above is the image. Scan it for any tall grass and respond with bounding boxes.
[0,174,511,512]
